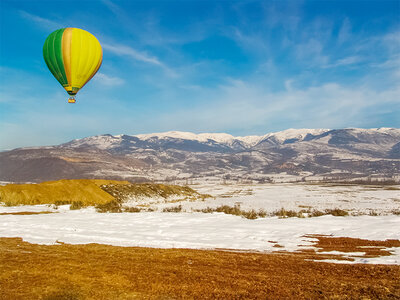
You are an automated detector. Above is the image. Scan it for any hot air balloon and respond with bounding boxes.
[43,28,102,103]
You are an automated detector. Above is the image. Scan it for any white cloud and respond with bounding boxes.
[94,72,125,86]
[102,43,163,66]
[102,43,177,77]
[322,56,363,68]
[372,55,400,68]
[295,38,329,66]
[338,17,351,44]
[101,0,121,16]
[371,55,400,78]
[19,10,63,30]
[284,79,294,91]
[230,28,269,54]
[383,31,400,55]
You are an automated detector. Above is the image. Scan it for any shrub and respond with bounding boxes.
[95,200,122,213]
[309,210,325,217]
[163,205,183,212]
[273,208,300,218]
[325,208,349,216]
[195,205,268,219]
[70,201,84,210]
[123,206,142,213]
[257,209,267,218]
[216,204,242,216]
[4,201,14,207]
[241,209,258,220]
[54,200,71,206]
[197,207,215,213]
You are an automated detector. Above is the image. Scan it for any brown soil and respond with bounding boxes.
[0,237,399,299]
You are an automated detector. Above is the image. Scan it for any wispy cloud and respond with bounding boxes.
[102,43,163,66]
[94,72,125,86]
[383,30,400,54]
[101,0,121,16]
[230,27,269,54]
[102,43,177,77]
[371,54,400,69]
[322,56,363,69]
[19,10,62,30]
[337,17,351,44]
[295,38,329,66]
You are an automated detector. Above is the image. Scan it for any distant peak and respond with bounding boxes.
[134,131,263,146]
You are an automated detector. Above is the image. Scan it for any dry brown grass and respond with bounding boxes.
[0,237,399,299]
[195,204,267,219]
[100,183,209,201]
[0,211,55,216]
[273,208,303,218]
[0,179,128,207]
[195,206,351,219]
[162,205,183,212]
[324,208,349,216]
[304,235,400,258]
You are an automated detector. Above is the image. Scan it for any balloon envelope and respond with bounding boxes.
[43,28,102,100]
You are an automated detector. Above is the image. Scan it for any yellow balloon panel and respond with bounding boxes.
[64,28,102,92]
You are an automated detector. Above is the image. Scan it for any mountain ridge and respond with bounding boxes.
[1,128,399,183]
[62,127,399,150]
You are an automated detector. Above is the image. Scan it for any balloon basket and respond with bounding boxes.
[68,97,76,104]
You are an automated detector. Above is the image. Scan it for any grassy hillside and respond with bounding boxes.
[0,179,127,207]
[0,179,204,209]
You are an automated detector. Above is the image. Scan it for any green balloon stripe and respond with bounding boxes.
[43,33,58,81]
[43,29,68,86]
[54,29,68,85]
[47,31,62,83]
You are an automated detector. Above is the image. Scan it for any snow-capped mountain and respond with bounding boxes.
[1,128,399,183]
[65,128,331,150]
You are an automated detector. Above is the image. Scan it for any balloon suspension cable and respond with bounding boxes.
[68,96,76,104]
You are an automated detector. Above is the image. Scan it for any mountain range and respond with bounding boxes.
[1,128,399,183]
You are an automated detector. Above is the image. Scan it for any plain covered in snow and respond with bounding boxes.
[0,205,399,265]
[143,183,400,215]
[1,182,399,265]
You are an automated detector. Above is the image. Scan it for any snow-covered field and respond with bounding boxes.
[0,183,399,265]
[161,183,400,215]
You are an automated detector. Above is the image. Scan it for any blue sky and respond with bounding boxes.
[0,0,399,150]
